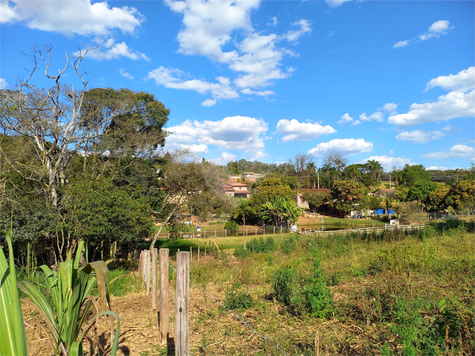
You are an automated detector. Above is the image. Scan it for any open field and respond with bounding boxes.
[23,219,475,355]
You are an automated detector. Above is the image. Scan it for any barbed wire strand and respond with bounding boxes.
[169,263,290,356]
[166,276,211,356]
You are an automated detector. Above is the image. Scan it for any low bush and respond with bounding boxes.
[224,220,239,234]
[224,282,253,310]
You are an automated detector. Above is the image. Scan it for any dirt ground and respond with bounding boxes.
[23,259,277,356]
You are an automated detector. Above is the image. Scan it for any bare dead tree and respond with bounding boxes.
[0,45,124,206]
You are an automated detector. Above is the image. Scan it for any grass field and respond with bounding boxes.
[145,218,475,355]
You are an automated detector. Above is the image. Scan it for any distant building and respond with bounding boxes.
[222,182,251,199]
[372,189,397,199]
[294,189,331,209]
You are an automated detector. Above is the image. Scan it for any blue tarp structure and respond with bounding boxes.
[374,209,394,215]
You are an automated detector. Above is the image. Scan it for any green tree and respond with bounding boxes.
[453,180,475,213]
[301,191,329,211]
[64,177,153,259]
[345,164,363,181]
[407,180,438,210]
[250,177,294,207]
[401,164,431,187]
[366,160,383,184]
[322,154,348,188]
[427,185,453,211]
[330,180,366,215]
[261,197,303,227]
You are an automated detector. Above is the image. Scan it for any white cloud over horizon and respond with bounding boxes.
[422,145,475,160]
[308,138,373,157]
[396,129,446,143]
[389,66,475,126]
[276,119,336,142]
[84,39,150,61]
[360,155,415,171]
[165,116,268,155]
[209,152,237,165]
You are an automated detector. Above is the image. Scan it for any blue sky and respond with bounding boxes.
[1,0,474,171]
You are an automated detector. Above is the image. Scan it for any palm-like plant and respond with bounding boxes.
[261,197,303,227]
[18,241,120,356]
[0,231,28,356]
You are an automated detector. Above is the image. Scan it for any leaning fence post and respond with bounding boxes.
[175,251,190,356]
[159,248,169,345]
[152,248,158,311]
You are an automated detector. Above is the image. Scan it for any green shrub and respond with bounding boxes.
[224,220,239,234]
[233,245,248,259]
[281,236,299,255]
[303,249,333,319]
[247,237,276,253]
[272,267,297,306]
[224,282,254,310]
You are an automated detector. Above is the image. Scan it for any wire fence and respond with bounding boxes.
[168,263,289,356]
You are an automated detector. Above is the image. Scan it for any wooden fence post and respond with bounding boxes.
[114,241,117,259]
[213,240,215,253]
[197,245,200,262]
[175,251,190,356]
[139,251,144,282]
[159,248,169,345]
[146,250,151,295]
[152,248,158,311]
[190,247,192,262]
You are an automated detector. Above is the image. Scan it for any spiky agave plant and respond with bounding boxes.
[18,241,120,356]
[0,231,28,356]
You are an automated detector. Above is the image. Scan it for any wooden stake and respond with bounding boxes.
[159,248,169,345]
[152,248,158,311]
[197,245,200,262]
[214,240,220,252]
[213,240,215,253]
[190,246,192,262]
[315,330,320,356]
[146,250,151,295]
[175,252,190,356]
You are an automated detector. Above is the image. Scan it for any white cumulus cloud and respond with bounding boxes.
[82,40,149,61]
[396,130,446,143]
[425,66,475,93]
[389,67,475,126]
[119,68,134,80]
[308,138,373,157]
[0,0,143,36]
[209,152,237,165]
[147,66,239,103]
[393,20,453,49]
[422,145,475,159]
[276,119,336,142]
[360,155,415,171]
[338,113,353,124]
[163,0,311,94]
[165,116,268,154]
[359,111,384,122]
[283,19,312,42]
